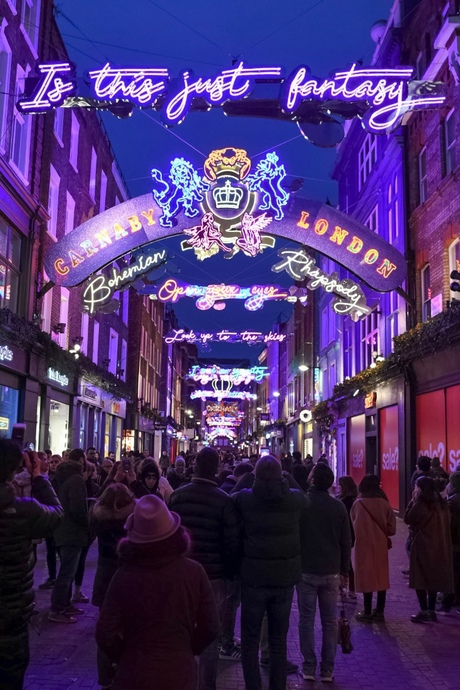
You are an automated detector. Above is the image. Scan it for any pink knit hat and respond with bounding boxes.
[124,494,181,543]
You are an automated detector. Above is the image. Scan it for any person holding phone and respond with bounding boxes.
[0,441,63,690]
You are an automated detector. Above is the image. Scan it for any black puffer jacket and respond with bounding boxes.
[233,478,306,588]
[0,477,63,636]
[90,501,135,607]
[169,477,240,580]
[53,461,89,547]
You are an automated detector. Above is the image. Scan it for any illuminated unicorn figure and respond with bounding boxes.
[151,158,209,227]
[184,212,232,254]
[236,212,273,257]
[247,152,290,220]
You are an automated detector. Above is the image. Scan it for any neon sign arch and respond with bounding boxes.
[44,147,406,294]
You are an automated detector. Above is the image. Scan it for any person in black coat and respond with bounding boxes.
[166,456,188,491]
[0,442,63,689]
[169,447,240,690]
[90,482,136,688]
[49,449,89,623]
[233,455,306,690]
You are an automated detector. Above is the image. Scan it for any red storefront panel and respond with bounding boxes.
[347,414,366,487]
[415,390,447,469]
[379,405,399,510]
[446,385,460,473]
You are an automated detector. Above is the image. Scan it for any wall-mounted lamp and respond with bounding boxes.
[53,323,66,334]
[299,364,309,372]
[116,368,125,378]
[273,391,280,398]
[102,358,110,369]
[70,336,83,356]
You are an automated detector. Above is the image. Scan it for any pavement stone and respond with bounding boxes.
[25,518,460,689]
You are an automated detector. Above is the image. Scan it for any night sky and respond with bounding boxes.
[56,0,392,360]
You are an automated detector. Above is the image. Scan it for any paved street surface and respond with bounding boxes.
[26,519,460,690]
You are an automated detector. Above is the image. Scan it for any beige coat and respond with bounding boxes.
[351,497,396,593]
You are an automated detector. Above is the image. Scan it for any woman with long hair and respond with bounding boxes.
[337,476,358,599]
[404,476,453,622]
[351,475,396,622]
[95,494,220,690]
[91,483,136,689]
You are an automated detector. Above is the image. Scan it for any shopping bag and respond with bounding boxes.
[337,594,353,654]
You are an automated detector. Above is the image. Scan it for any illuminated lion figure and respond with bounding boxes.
[246,152,290,221]
[151,158,209,228]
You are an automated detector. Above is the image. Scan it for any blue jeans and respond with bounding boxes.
[198,579,227,690]
[50,545,82,612]
[241,584,294,690]
[296,573,340,675]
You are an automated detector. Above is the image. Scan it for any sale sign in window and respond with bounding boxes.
[347,414,366,487]
[379,405,399,509]
[415,390,447,469]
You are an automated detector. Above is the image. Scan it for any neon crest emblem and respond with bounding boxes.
[178,146,291,260]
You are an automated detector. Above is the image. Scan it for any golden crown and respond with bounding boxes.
[204,147,251,181]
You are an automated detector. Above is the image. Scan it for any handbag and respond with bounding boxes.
[359,501,392,549]
[337,591,353,654]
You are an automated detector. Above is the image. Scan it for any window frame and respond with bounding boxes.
[418,147,428,205]
[421,264,431,321]
[0,28,12,155]
[9,64,32,184]
[360,310,380,370]
[358,134,377,190]
[444,109,456,176]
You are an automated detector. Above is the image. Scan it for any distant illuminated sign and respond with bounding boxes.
[207,426,238,441]
[47,368,69,387]
[19,61,445,135]
[187,365,269,385]
[164,329,287,345]
[191,390,257,401]
[273,247,371,319]
[144,278,303,311]
[206,402,240,415]
[299,409,312,423]
[82,248,167,314]
[0,345,13,362]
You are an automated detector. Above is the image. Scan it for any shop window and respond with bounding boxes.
[69,112,79,172]
[65,191,75,235]
[358,134,377,190]
[360,310,380,370]
[449,239,460,300]
[54,107,64,146]
[0,32,12,154]
[120,339,127,381]
[320,306,329,350]
[89,146,97,201]
[48,165,60,238]
[0,384,19,437]
[10,65,32,182]
[49,400,69,452]
[58,288,69,349]
[444,110,456,176]
[20,0,40,56]
[41,270,53,333]
[122,289,128,324]
[0,216,22,313]
[418,148,427,204]
[92,320,99,363]
[421,264,431,321]
[100,170,107,212]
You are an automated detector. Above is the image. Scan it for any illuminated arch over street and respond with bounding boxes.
[45,147,406,293]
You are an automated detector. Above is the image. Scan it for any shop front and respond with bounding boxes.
[338,374,406,513]
[415,385,460,474]
[41,367,75,454]
[77,377,127,459]
[0,343,26,440]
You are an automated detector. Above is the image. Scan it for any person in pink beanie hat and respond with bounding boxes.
[95,494,220,690]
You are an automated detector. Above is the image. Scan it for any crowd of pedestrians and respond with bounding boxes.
[1,442,460,690]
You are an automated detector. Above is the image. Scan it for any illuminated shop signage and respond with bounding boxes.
[143,278,303,311]
[206,416,242,427]
[299,409,312,423]
[164,329,287,345]
[82,248,167,314]
[187,365,269,385]
[18,61,445,135]
[0,345,13,362]
[43,148,406,292]
[207,427,238,441]
[192,390,257,401]
[273,248,370,319]
[47,368,69,387]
